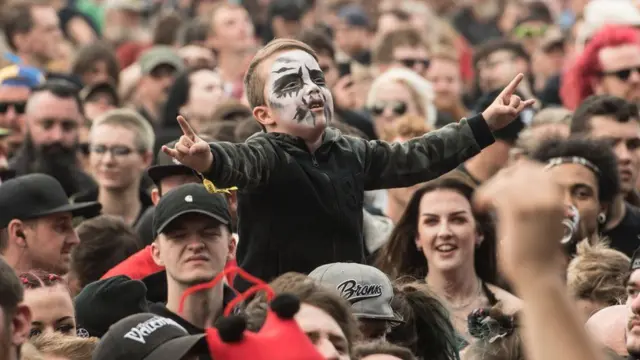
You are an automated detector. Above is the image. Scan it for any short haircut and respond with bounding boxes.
[207,2,245,38]
[373,28,431,65]
[244,38,318,109]
[567,239,629,306]
[91,108,156,152]
[0,228,9,252]
[530,137,620,204]
[0,0,46,51]
[26,79,84,117]
[531,107,573,128]
[0,256,24,317]
[354,340,417,360]
[473,39,530,68]
[71,41,120,87]
[296,28,336,61]
[244,272,360,358]
[72,215,142,290]
[30,332,99,360]
[571,95,640,135]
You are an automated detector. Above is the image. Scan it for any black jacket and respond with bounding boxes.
[204,115,494,291]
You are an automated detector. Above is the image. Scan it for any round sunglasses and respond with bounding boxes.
[368,101,408,117]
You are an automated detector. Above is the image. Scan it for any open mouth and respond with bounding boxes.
[435,244,458,253]
[308,98,324,110]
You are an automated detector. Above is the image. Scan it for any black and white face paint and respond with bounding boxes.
[266,50,334,129]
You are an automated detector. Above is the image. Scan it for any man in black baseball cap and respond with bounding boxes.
[0,173,101,274]
[136,139,203,246]
[92,313,207,360]
[148,183,236,334]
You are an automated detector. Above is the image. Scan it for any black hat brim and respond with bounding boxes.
[147,165,195,186]
[154,209,229,238]
[143,333,206,360]
[28,201,102,221]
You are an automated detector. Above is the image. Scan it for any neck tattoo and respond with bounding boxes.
[267,50,334,128]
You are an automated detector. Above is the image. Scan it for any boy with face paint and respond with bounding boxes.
[163,39,535,291]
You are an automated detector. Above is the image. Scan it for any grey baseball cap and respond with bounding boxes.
[309,263,401,323]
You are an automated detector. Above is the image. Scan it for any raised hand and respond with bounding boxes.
[162,116,213,174]
[473,160,565,282]
[481,73,536,131]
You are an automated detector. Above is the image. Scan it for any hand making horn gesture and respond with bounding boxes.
[162,116,213,174]
[481,73,536,131]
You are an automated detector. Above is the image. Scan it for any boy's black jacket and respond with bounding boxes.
[204,115,494,291]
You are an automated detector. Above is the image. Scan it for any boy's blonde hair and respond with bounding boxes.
[30,332,99,360]
[567,238,630,306]
[244,39,318,109]
[91,108,156,152]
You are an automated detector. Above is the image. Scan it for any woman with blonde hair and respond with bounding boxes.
[365,67,437,138]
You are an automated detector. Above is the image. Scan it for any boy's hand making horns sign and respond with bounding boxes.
[162,116,213,174]
[481,73,536,131]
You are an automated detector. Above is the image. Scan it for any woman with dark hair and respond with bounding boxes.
[376,176,520,346]
[388,281,460,360]
[71,42,120,87]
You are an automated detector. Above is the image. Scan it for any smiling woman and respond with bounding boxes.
[376,176,520,346]
[18,270,78,338]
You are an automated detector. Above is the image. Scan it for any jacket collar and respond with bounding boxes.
[248,127,341,154]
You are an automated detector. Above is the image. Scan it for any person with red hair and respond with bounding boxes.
[561,25,640,110]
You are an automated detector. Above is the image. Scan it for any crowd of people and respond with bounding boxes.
[0,0,639,360]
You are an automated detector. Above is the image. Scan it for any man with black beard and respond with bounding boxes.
[0,256,31,360]
[9,80,95,196]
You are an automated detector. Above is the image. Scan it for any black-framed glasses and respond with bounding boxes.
[90,144,140,157]
[368,101,408,117]
[396,58,430,69]
[0,102,26,114]
[600,66,640,81]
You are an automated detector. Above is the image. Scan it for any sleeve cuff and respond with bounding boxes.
[466,114,495,149]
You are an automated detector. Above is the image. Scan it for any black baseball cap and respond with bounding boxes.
[0,174,101,228]
[147,140,195,187]
[152,183,231,239]
[92,313,205,360]
[80,81,120,107]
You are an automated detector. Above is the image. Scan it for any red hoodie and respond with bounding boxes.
[102,245,238,283]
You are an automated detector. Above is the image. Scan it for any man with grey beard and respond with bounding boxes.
[9,80,95,196]
[0,256,31,360]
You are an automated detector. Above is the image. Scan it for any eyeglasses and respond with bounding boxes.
[90,144,140,157]
[396,58,430,69]
[600,66,640,81]
[0,102,26,114]
[368,101,408,117]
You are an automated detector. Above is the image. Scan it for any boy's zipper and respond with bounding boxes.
[311,154,319,167]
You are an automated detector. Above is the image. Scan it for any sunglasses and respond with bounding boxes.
[396,58,430,69]
[601,66,640,82]
[0,101,26,114]
[513,25,548,39]
[369,101,408,116]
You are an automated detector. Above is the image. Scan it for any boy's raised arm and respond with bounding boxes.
[162,116,276,190]
[357,74,535,190]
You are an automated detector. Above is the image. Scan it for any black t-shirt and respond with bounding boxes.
[603,203,640,258]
